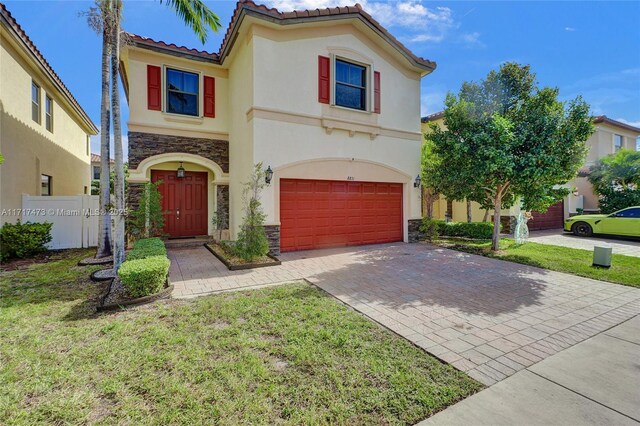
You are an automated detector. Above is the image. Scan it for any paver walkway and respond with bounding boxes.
[421,315,640,425]
[528,230,640,257]
[169,243,640,385]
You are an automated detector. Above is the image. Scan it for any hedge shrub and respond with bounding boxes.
[118,255,170,298]
[0,221,52,261]
[420,218,496,240]
[126,237,166,261]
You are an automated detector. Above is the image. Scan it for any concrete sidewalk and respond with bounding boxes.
[421,315,640,425]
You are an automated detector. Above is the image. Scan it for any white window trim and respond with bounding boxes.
[613,133,623,151]
[330,54,374,114]
[162,64,203,119]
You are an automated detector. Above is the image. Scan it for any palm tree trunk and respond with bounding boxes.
[96,0,112,259]
[110,0,125,271]
[466,199,472,223]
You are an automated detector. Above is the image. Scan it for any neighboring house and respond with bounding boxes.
[421,112,640,231]
[90,153,114,182]
[121,0,435,254]
[0,3,98,225]
[572,116,640,213]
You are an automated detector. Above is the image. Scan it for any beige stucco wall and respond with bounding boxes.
[124,19,427,242]
[584,123,639,166]
[0,29,92,225]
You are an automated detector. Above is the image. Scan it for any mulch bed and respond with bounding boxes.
[1,250,69,271]
[205,243,281,271]
[78,255,113,266]
[98,277,173,311]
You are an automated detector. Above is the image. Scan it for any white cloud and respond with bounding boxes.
[615,118,640,128]
[263,0,471,46]
[564,27,576,32]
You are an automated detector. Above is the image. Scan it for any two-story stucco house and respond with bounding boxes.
[572,116,640,213]
[421,112,640,231]
[121,0,435,254]
[0,3,98,225]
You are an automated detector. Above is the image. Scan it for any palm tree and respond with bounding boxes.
[83,1,113,259]
[106,0,221,271]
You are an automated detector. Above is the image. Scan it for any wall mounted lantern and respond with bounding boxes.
[413,174,421,188]
[265,165,274,185]
[177,161,185,178]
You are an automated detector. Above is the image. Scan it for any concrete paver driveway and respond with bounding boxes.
[528,230,640,257]
[169,243,640,386]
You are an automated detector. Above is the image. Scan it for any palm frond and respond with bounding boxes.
[160,0,221,44]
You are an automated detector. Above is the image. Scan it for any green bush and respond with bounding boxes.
[0,221,52,261]
[419,219,440,240]
[118,255,170,298]
[127,237,166,260]
[420,218,495,240]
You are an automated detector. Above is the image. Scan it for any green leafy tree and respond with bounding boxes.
[423,63,594,250]
[588,149,640,213]
[234,163,270,261]
[128,180,165,240]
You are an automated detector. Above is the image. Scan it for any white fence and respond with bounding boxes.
[21,194,99,249]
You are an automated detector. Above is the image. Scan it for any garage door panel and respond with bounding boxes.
[280,179,403,252]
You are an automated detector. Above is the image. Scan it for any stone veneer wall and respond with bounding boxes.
[263,225,281,257]
[128,132,229,172]
[408,219,423,243]
[216,185,229,229]
[500,215,516,234]
[128,182,145,215]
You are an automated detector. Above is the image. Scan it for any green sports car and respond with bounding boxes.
[564,206,640,237]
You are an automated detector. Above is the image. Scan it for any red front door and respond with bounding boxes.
[280,179,403,252]
[151,170,208,237]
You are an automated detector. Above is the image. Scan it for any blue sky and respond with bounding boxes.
[5,0,640,155]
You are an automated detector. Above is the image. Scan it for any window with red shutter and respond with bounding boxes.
[318,55,330,104]
[204,76,215,118]
[147,65,161,111]
[374,71,381,114]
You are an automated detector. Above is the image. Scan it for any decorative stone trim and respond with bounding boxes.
[408,219,423,243]
[216,185,229,229]
[263,225,281,256]
[128,182,145,214]
[500,215,516,234]
[128,131,229,172]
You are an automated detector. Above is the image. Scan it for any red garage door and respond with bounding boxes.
[280,179,403,252]
[529,201,565,231]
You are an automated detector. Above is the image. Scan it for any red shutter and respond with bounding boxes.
[374,71,381,114]
[147,65,161,111]
[204,76,215,118]
[318,55,330,104]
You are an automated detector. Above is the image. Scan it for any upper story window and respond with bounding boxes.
[614,134,623,152]
[41,174,52,196]
[45,95,53,132]
[335,59,367,111]
[31,81,41,123]
[93,166,100,180]
[166,68,198,116]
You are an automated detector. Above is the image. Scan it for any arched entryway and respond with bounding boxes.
[128,153,229,238]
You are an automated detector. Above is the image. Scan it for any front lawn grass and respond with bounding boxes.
[0,249,481,425]
[436,238,640,288]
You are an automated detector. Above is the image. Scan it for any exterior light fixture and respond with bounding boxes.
[265,165,274,185]
[177,161,185,178]
[413,174,421,188]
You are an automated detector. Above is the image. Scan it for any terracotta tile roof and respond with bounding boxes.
[90,153,114,164]
[0,3,98,134]
[128,0,435,72]
[593,115,640,134]
[126,33,219,61]
[421,111,444,123]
